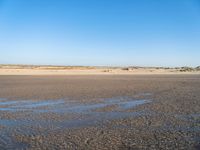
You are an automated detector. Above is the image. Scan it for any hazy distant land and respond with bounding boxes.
[0,64,199,75]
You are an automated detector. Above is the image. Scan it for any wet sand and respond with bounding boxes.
[0,75,200,149]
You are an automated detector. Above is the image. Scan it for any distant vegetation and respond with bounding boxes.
[120,66,200,72]
[0,64,200,72]
[179,67,195,72]
[196,66,200,71]
[121,68,130,71]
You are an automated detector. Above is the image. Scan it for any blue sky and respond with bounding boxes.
[0,0,200,67]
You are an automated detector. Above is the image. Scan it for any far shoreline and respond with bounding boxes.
[0,65,199,75]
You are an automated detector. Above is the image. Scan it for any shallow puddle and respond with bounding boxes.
[0,99,65,111]
[0,97,152,133]
[0,97,151,124]
[0,96,152,148]
[117,99,150,109]
[0,97,151,113]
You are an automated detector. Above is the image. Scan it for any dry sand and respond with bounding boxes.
[0,75,200,149]
[0,65,200,75]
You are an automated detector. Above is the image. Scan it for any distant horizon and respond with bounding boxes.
[0,0,200,66]
[0,63,199,68]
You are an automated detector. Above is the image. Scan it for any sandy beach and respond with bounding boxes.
[0,65,200,75]
[1,0,200,149]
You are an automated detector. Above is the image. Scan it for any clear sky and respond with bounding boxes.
[0,0,200,67]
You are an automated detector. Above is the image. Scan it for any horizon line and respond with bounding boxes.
[0,63,199,69]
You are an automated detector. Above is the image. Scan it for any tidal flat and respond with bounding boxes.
[0,75,200,149]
